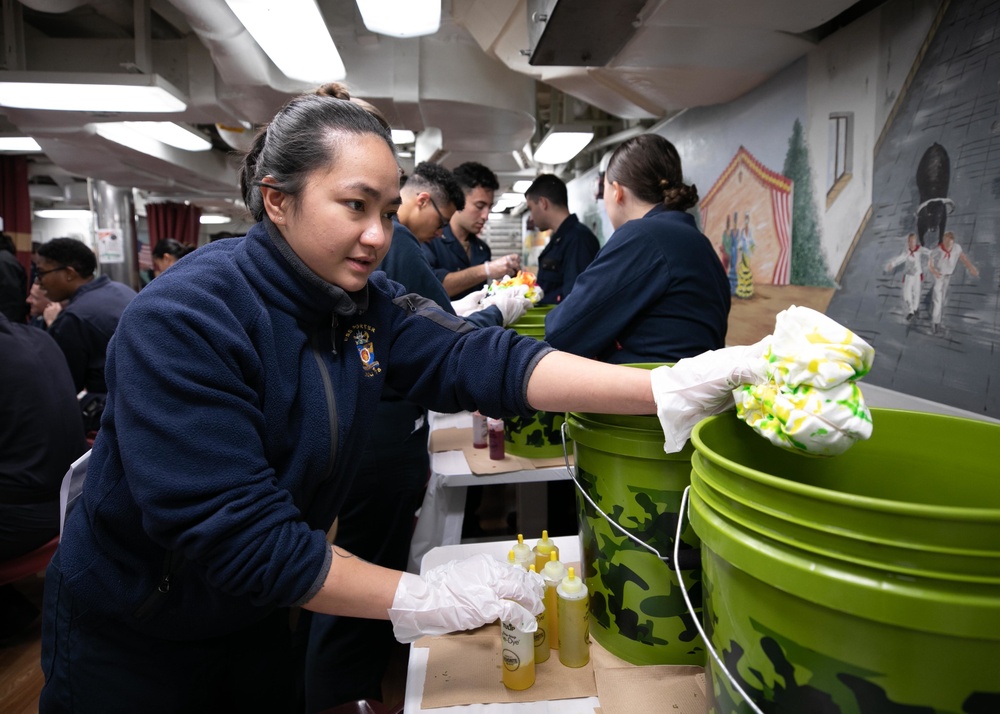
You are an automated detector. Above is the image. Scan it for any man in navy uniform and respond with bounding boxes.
[525,174,600,305]
[423,161,520,300]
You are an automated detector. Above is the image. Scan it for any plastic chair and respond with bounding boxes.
[0,536,59,587]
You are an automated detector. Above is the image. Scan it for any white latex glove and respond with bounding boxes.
[650,338,772,454]
[451,287,488,317]
[733,305,875,457]
[482,290,532,327]
[389,554,545,644]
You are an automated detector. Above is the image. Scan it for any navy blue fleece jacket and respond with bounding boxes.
[57,218,552,640]
[545,206,729,363]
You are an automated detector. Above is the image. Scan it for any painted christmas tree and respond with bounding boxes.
[783,119,834,286]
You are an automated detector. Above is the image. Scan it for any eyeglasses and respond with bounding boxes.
[34,265,69,281]
[428,196,448,230]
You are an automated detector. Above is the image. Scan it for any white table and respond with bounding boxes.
[403,536,599,714]
[408,412,572,573]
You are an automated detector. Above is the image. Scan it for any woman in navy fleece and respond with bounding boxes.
[37,93,735,712]
[545,134,731,364]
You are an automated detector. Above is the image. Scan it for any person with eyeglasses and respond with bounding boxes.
[33,237,137,436]
[423,161,521,300]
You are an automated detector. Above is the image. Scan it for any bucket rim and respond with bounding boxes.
[690,409,1000,521]
[692,473,1000,584]
[691,489,1000,640]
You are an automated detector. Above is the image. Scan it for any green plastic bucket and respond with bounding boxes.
[565,363,705,666]
[689,408,1000,714]
[505,310,565,458]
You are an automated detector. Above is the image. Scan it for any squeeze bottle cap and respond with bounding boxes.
[508,550,516,565]
[533,530,556,554]
[541,550,567,581]
[529,564,537,573]
[513,534,531,555]
[560,567,584,595]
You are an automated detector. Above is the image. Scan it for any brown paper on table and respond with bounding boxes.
[420,623,598,709]
[427,426,574,474]
[589,639,707,714]
[429,427,474,453]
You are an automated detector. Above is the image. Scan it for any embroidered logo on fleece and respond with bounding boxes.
[344,324,381,376]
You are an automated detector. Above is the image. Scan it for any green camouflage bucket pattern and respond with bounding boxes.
[690,409,1000,713]
[505,306,566,458]
[566,397,705,666]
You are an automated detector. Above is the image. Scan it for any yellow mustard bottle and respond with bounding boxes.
[557,566,590,668]
[512,533,533,570]
[532,529,559,573]
[540,550,567,651]
[501,602,536,690]
[528,564,550,663]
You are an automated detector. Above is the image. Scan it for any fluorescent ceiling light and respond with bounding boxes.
[533,125,595,165]
[0,137,42,152]
[0,72,187,113]
[200,215,233,225]
[94,123,170,157]
[356,0,441,38]
[391,129,415,145]
[500,192,525,205]
[125,122,212,151]
[95,122,211,153]
[512,180,533,193]
[34,209,93,220]
[488,212,507,221]
[225,0,345,82]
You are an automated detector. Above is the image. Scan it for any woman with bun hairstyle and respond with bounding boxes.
[545,133,731,363]
[39,88,767,711]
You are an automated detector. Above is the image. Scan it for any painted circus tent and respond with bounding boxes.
[699,146,793,292]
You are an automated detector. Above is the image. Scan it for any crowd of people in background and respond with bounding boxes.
[1,83,734,714]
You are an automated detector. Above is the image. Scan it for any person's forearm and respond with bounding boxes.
[302,545,402,619]
[442,264,490,297]
[525,351,655,415]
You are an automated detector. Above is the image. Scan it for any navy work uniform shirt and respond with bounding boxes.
[422,225,493,300]
[545,205,730,364]
[535,213,600,305]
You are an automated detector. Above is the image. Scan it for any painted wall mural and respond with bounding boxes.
[700,147,793,296]
[826,0,1000,416]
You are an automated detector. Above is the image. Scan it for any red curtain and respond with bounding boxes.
[147,201,202,249]
[0,155,33,274]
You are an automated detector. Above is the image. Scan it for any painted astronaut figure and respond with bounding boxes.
[928,231,978,333]
[884,232,929,321]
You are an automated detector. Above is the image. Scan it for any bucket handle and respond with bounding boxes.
[559,422,700,571]
[675,485,765,714]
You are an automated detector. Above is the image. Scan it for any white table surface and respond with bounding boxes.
[408,412,571,573]
[403,535,599,714]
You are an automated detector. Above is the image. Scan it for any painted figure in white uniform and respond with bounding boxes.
[928,231,978,333]
[884,232,929,321]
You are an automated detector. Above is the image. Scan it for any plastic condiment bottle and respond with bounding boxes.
[528,565,550,663]
[472,411,488,448]
[556,566,590,668]
[487,417,505,460]
[532,530,559,573]
[540,550,567,651]
[501,602,536,690]
[507,549,518,569]
[511,534,533,571]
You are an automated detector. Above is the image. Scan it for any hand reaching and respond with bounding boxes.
[389,554,545,643]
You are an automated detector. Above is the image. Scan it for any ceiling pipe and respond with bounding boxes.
[164,0,311,93]
[19,0,136,34]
